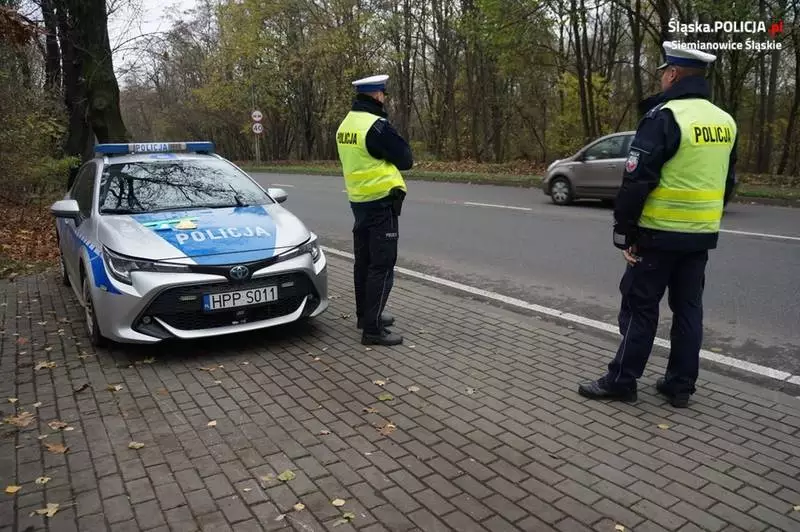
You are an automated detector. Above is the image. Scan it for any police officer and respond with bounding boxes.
[578,43,737,408]
[336,74,413,346]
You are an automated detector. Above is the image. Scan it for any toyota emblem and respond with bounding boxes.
[229,265,249,281]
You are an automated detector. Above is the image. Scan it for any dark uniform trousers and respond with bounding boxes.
[351,197,400,335]
[606,247,709,395]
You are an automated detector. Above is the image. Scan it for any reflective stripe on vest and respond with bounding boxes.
[336,111,407,203]
[638,99,737,234]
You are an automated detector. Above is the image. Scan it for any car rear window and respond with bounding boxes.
[98,158,271,215]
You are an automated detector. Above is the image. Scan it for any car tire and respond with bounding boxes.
[60,252,70,287]
[82,273,107,347]
[549,176,574,205]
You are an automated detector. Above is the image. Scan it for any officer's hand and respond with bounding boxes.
[623,245,640,266]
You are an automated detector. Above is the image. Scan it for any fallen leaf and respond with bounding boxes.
[107,384,123,392]
[339,313,351,319]
[34,503,59,517]
[363,407,379,414]
[45,443,68,454]
[331,498,346,507]
[5,485,21,494]
[378,422,397,436]
[64,427,74,431]
[142,357,155,364]
[213,380,222,385]
[408,344,416,348]
[615,525,625,531]
[48,420,69,431]
[37,435,48,440]
[128,442,145,450]
[657,424,670,430]
[466,388,475,395]
[313,357,321,361]
[711,347,723,353]
[37,321,47,326]
[275,514,286,522]
[365,347,372,351]
[332,512,356,526]
[35,477,50,485]
[207,420,217,427]
[8,398,18,404]
[407,386,420,393]
[243,488,252,492]
[793,504,800,511]
[32,402,42,408]
[44,347,52,352]
[34,361,56,370]
[5,411,35,427]
[157,389,169,396]
[198,367,216,372]
[242,362,250,365]
[377,392,393,402]
[277,470,296,482]
[259,474,275,486]
[373,379,386,386]
[293,503,305,511]
[320,429,331,435]
[73,383,90,394]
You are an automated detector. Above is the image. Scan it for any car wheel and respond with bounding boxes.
[549,177,573,205]
[82,274,107,347]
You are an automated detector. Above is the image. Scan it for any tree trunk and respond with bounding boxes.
[41,0,61,91]
[628,0,643,106]
[580,0,597,138]
[777,19,800,175]
[570,0,590,142]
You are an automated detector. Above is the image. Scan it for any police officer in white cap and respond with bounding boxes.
[579,42,738,407]
[335,74,413,346]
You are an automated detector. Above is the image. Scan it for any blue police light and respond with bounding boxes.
[95,141,215,156]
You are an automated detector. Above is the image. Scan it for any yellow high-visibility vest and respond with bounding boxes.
[335,111,407,203]
[639,99,737,233]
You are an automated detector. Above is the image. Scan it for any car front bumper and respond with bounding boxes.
[90,250,328,344]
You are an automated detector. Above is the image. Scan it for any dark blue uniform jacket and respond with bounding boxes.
[351,94,413,172]
[614,76,737,252]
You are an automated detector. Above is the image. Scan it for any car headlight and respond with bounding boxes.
[103,247,191,285]
[276,234,321,264]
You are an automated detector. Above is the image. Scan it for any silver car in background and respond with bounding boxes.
[542,131,636,205]
[50,142,328,346]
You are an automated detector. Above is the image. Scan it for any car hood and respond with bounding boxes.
[98,204,310,265]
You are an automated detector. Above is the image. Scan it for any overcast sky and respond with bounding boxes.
[107,0,198,74]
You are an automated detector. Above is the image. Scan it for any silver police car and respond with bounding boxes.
[50,141,328,346]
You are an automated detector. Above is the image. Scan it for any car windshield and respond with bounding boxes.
[98,158,271,215]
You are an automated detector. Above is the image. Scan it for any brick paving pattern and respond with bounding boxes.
[1,255,799,532]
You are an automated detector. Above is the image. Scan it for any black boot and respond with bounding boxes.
[361,328,403,346]
[578,378,637,403]
[357,312,395,330]
[656,378,690,408]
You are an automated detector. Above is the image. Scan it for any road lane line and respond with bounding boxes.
[720,229,800,241]
[270,183,295,187]
[464,201,799,241]
[464,201,533,212]
[322,246,796,383]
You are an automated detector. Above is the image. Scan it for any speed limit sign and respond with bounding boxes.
[252,123,264,134]
[251,110,263,122]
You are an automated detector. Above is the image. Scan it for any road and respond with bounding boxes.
[252,172,800,376]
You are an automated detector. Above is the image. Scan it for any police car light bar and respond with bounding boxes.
[95,142,215,156]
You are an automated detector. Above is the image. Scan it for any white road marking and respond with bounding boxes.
[720,229,800,242]
[464,201,799,242]
[464,201,533,212]
[322,246,797,383]
[270,183,295,188]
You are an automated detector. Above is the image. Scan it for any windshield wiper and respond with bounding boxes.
[100,208,141,214]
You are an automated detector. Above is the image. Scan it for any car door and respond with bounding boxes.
[64,163,96,281]
[574,135,629,196]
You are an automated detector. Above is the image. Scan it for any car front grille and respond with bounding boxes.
[137,272,314,331]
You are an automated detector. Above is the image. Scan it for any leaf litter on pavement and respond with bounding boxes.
[5,485,21,494]
[44,442,68,454]
[277,470,296,482]
[4,411,35,428]
[34,361,56,370]
[33,503,60,517]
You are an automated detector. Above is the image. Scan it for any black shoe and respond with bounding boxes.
[578,379,637,403]
[656,378,690,408]
[361,328,403,346]
[357,312,395,330]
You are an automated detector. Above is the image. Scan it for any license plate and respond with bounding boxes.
[202,286,278,311]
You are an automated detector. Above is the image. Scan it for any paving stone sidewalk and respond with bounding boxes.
[1,255,800,532]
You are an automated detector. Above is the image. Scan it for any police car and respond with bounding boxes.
[50,141,328,346]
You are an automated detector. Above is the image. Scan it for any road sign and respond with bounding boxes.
[252,123,264,134]
[251,110,263,122]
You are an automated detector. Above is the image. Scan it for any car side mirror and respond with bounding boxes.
[268,187,288,204]
[50,199,81,220]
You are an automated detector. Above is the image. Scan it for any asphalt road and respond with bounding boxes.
[253,172,800,376]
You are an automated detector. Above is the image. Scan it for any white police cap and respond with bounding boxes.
[352,74,389,93]
[657,41,716,70]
